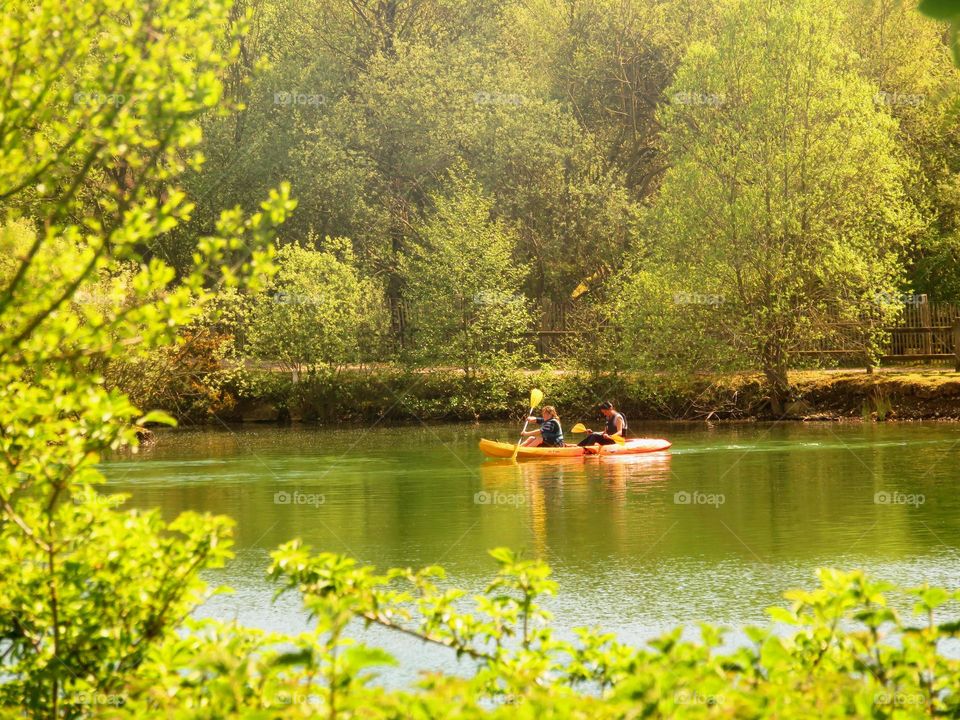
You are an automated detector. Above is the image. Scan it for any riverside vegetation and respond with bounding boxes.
[3,0,960,717]
[176,366,960,425]
[31,0,960,420]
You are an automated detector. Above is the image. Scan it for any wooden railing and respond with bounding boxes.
[392,296,960,370]
[792,297,960,367]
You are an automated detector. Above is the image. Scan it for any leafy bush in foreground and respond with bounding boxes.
[53,544,958,718]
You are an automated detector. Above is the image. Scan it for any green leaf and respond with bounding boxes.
[760,636,792,669]
[938,620,960,634]
[137,410,177,427]
[272,648,314,667]
[951,19,960,68]
[918,0,960,20]
[342,645,398,671]
[766,607,799,625]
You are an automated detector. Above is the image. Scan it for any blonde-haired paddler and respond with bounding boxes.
[520,406,564,447]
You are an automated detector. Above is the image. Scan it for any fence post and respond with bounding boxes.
[919,294,932,356]
[954,320,960,372]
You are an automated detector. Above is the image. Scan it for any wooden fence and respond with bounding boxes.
[886,299,960,358]
[391,296,960,369]
[792,297,960,366]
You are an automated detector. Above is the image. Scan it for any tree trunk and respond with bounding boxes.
[761,340,790,417]
[763,363,790,417]
[387,231,405,351]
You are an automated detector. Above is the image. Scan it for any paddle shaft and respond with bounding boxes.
[511,405,537,459]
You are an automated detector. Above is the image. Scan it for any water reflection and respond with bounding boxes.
[477,453,673,559]
[101,421,960,660]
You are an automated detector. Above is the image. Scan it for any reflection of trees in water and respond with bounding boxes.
[479,454,673,559]
[117,424,960,592]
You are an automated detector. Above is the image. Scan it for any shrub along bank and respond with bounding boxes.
[200,368,960,425]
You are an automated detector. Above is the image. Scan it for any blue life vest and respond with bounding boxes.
[538,417,564,446]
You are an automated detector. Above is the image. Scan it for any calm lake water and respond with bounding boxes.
[101,421,960,680]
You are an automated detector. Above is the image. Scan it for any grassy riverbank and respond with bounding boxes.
[206,367,960,425]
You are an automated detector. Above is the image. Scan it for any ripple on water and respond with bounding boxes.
[103,421,960,680]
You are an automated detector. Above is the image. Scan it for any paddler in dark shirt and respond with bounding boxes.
[577,401,628,447]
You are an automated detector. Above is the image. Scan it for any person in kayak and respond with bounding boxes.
[521,406,564,447]
[578,401,628,447]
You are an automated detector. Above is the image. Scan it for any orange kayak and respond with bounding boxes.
[478,438,672,459]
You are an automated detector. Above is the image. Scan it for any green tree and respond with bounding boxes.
[502,0,675,194]
[247,238,383,375]
[181,0,651,326]
[402,172,532,376]
[176,0,509,334]
[619,0,918,411]
[463,95,642,302]
[0,0,292,713]
[845,1,960,301]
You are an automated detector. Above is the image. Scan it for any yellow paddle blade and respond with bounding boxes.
[529,388,543,408]
[569,424,625,442]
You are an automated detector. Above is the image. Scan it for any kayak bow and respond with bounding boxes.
[478,437,671,459]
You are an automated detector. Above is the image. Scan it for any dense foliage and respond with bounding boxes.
[136,0,960,410]
[247,239,380,374]
[0,0,289,714]
[617,0,919,410]
[2,0,960,716]
[2,0,949,415]
[402,170,533,376]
